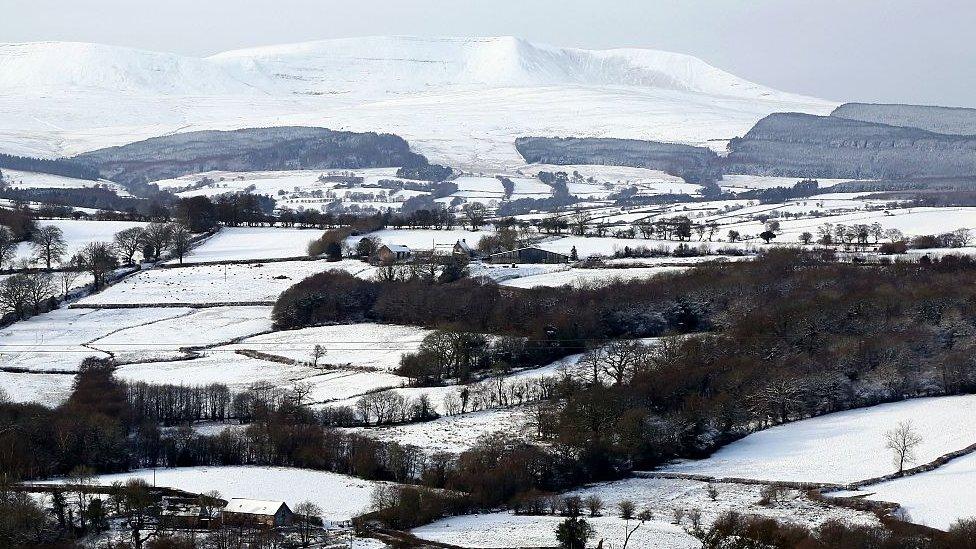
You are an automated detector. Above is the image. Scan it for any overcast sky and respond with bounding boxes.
[3,0,972,107]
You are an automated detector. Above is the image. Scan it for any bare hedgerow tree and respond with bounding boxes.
[31,225,67,269]
[68,466,97,531]
[0,269,55,319]
[311,344,326,369]
[75,242,118,289]
[600,340,651,386]
[169,223,193,264]
[885,420,923,474]
[290,381,313,407]
[141,221,173,262]
[0,226,16,270]
[56,259,83,296]
[113,226,145,264]
[293,500,323,547]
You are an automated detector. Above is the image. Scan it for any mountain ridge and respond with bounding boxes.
[0,36,836,169]
[0,36,819,102]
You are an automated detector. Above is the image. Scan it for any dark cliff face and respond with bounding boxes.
[514,136,723,185]
[725,113,976,179]
[831,103,976,136]
[74,126,428,185]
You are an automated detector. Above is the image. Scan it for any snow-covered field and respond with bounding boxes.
[348,406,535,454]
[414,513,698,548]
[225,323,431,371]
[0,168,127,193]
[719,207,976,242]
[415,474,878,548]
[90,306,272,357]
[720,174,857,190]
[115,353,407,402]
[569,476,878,530]
[498,266,687,288]
[14,219,147,264]
[77,260,373,305]
[181,227,322,262]
[0,371,75,405]
[0,307,192,373]
[663,395,976,484]
[831,451,976,530]
[46,466,387,521]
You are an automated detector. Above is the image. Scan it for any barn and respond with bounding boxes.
[376,244,412,263]
[221,499,293,529]
[485,246,569,264]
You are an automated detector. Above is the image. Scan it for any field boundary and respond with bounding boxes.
[160,255,323,268]
[69,301,276,309]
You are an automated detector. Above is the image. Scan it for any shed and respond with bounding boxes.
[221,498,293,529]
[377,244,412,263]
[486,246,569,264]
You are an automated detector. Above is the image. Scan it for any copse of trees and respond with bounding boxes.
[272,267,710,342]
[396,163,453,182]
[0,204,37,242]
[0,152,100,180]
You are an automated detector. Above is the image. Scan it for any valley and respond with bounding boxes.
[0,28,975,549]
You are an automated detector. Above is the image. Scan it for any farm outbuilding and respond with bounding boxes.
[485,246,569,264]
[221,498,293,529]
[376,244,412,263]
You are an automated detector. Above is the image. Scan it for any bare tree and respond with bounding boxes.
[68,466,97,530]
[571,207,590,236]
[311,344,327,368]
[885,420,923,474]
[600,340,650,385]
[56,261,83,296]
[0,226,16,270]
[291,381,313,406]
[168,223,193,264]
[463,202,487,231]
[293,500,323,547]
[0,269,54,318]
[121,478,154,549]
[142,222,173,261]
[31,225,67,269]
[75,242,118,288]
[113,226,145,264]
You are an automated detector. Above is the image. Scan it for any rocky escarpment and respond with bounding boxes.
[75,126,429,185]
[725,113,976,179]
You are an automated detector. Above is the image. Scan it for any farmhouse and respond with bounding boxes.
[377,244,412,263]
[486,246,569,264]
[221,498,293,529]
[453,239,477,258]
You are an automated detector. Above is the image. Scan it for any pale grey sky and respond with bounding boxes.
[3,0,973,107]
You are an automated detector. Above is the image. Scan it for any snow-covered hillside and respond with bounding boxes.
[0,36,835,168]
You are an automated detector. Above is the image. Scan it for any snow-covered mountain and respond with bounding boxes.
[0,36,837,170]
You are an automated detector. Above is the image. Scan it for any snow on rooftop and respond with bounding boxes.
[223,498,286,516]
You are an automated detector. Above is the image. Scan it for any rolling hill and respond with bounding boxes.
[0,36,835,171]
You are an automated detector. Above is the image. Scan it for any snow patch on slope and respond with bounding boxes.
[0,42,267,95]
